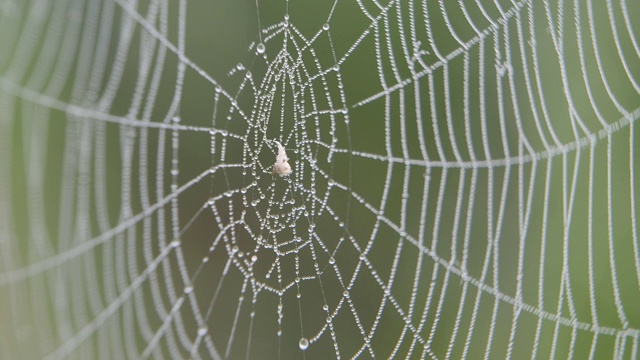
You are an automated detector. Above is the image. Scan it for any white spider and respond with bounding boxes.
[271,141,292,177]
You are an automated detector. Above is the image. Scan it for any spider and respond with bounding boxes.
[271,141,292,177]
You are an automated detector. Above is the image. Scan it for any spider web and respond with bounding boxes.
[1,0,639,358]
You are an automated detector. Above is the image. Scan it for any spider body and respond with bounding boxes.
[272,141,292,176]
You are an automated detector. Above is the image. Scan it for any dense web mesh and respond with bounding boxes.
[1,0,639,359]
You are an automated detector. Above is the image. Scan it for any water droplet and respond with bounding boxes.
[256,43,265,54]
[241,187,247,194]
[343,290,349,297]
[277,329,282,336]
[184,286,193,294]
[323,304,329,311]
[170,240,180,248]
[323,23,330,30]
[326,316,331,323]
[328,257,335,265]
[215,86,222,93]
[197,327,208,336]
[296,293,301,299]
[251,254,258,262]
[202,256,209,263]
[284,14,289,21]
[232,245,239,253]
[299,337,309,350]
[333,65,339,71]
